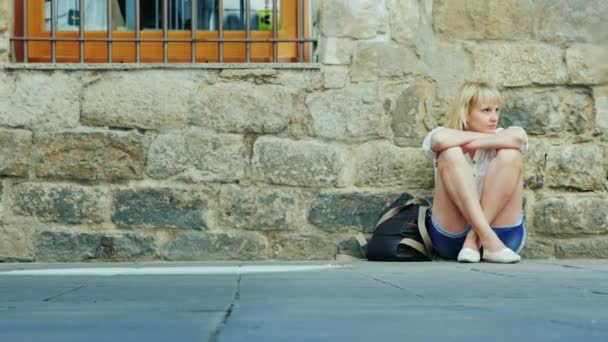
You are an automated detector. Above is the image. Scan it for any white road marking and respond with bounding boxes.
[0,264,340,276]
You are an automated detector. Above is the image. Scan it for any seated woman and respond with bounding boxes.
[422,81,528,263]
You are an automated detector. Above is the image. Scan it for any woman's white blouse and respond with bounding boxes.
[421,127,529,200]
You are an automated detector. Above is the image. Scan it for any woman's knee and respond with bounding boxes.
[437,146,466,166]
[494,149,523,168]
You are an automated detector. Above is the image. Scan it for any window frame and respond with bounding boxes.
[13,0,311,63]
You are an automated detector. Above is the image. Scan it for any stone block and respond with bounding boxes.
[500,88,593,135]
[0,72,80,129]
[533,196,608,237]
[0,71,9,95]
[318,37,355,65]
[0,36,7,55]
[112,188,209,230]
[416,40,471,101]
[34,231,155,262]
[308,191,399,233]
[566,45,608,85]
[10,183,108,224]
[595,87,608,135]
[466,43,567,87]
[271,70,323,92]
[544,145,606,191]
[0,1,8,30]
[82,71,194,129]
[146,129,247,182]
[34,131,144,181]
[252,137,351,187]
[351,42,419,82]
[144,131,188,179]
[306,87,389,142]
[320,0,386,39]
[354,141,433,188]
[219,185,303,231]
[434,0,533,40]
[190,83,294,134]
[556,237,608,259]
[183,132,248,183]
[522,138,546,190]
[323,66,348,89]
[0,225,33,262]
[270,233,337,260]
[0,128,32,177]
[387,0,420,45]
[160,231,268,261]
[534,0,608,44]
[337,236,366,259]
[519,239,555,259]
[391,81,436,146]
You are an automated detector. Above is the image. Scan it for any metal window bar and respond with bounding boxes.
[218,0,223,62]
[298,0,304,63]
[272,0,277,62]
[50,0,56,63]
[136,0,141,63]
[107,0,113,63]
[12,0,315,64]
[79,0,84,63]
[163,0,168,64]
[245,0,250,63]
[155,0,159,29]
[191,0,197,63]
[23,0,27,62]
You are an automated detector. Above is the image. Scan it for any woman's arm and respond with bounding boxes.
[462,127,527,151]
[430,128,490,153]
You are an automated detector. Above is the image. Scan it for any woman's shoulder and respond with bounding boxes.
[498,126,528,134]
[426,126,446,135]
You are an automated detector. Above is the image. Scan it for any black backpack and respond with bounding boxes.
[357,194,434,261]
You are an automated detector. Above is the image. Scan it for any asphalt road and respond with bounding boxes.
[1,260,607,341]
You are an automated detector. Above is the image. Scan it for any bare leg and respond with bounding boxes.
[462,149,524,249]
[432,147,505,253]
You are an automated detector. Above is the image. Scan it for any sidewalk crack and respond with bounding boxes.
[42,285,86,302]
[351,269,424,299]
[467,268,515,278]
[208,273,242,342]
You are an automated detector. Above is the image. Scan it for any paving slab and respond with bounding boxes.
[1,260,607,341]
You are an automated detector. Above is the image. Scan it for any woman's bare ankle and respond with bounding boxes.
[481,238,507,253]
[462,231,479,250]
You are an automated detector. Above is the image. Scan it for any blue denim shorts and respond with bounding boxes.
[427,211,527,260]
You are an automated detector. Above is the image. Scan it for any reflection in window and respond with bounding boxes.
[45,0,280,31]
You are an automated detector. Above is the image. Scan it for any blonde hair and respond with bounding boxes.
[446,81,503,130]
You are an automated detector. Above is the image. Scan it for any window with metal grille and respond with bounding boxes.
[11,0,314,63]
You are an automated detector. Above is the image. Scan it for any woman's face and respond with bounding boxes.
[467,101,500,133]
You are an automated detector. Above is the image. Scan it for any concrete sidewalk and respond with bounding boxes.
[1,260,607,341]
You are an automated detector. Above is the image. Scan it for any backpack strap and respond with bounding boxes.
[375,199,416,229]
[417,205,434,258]
[398,238,427,256]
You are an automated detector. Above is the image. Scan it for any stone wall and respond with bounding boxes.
[0,0,607,262]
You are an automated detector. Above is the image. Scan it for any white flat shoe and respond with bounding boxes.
[482,248,521,264]
[457,247,481,263]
